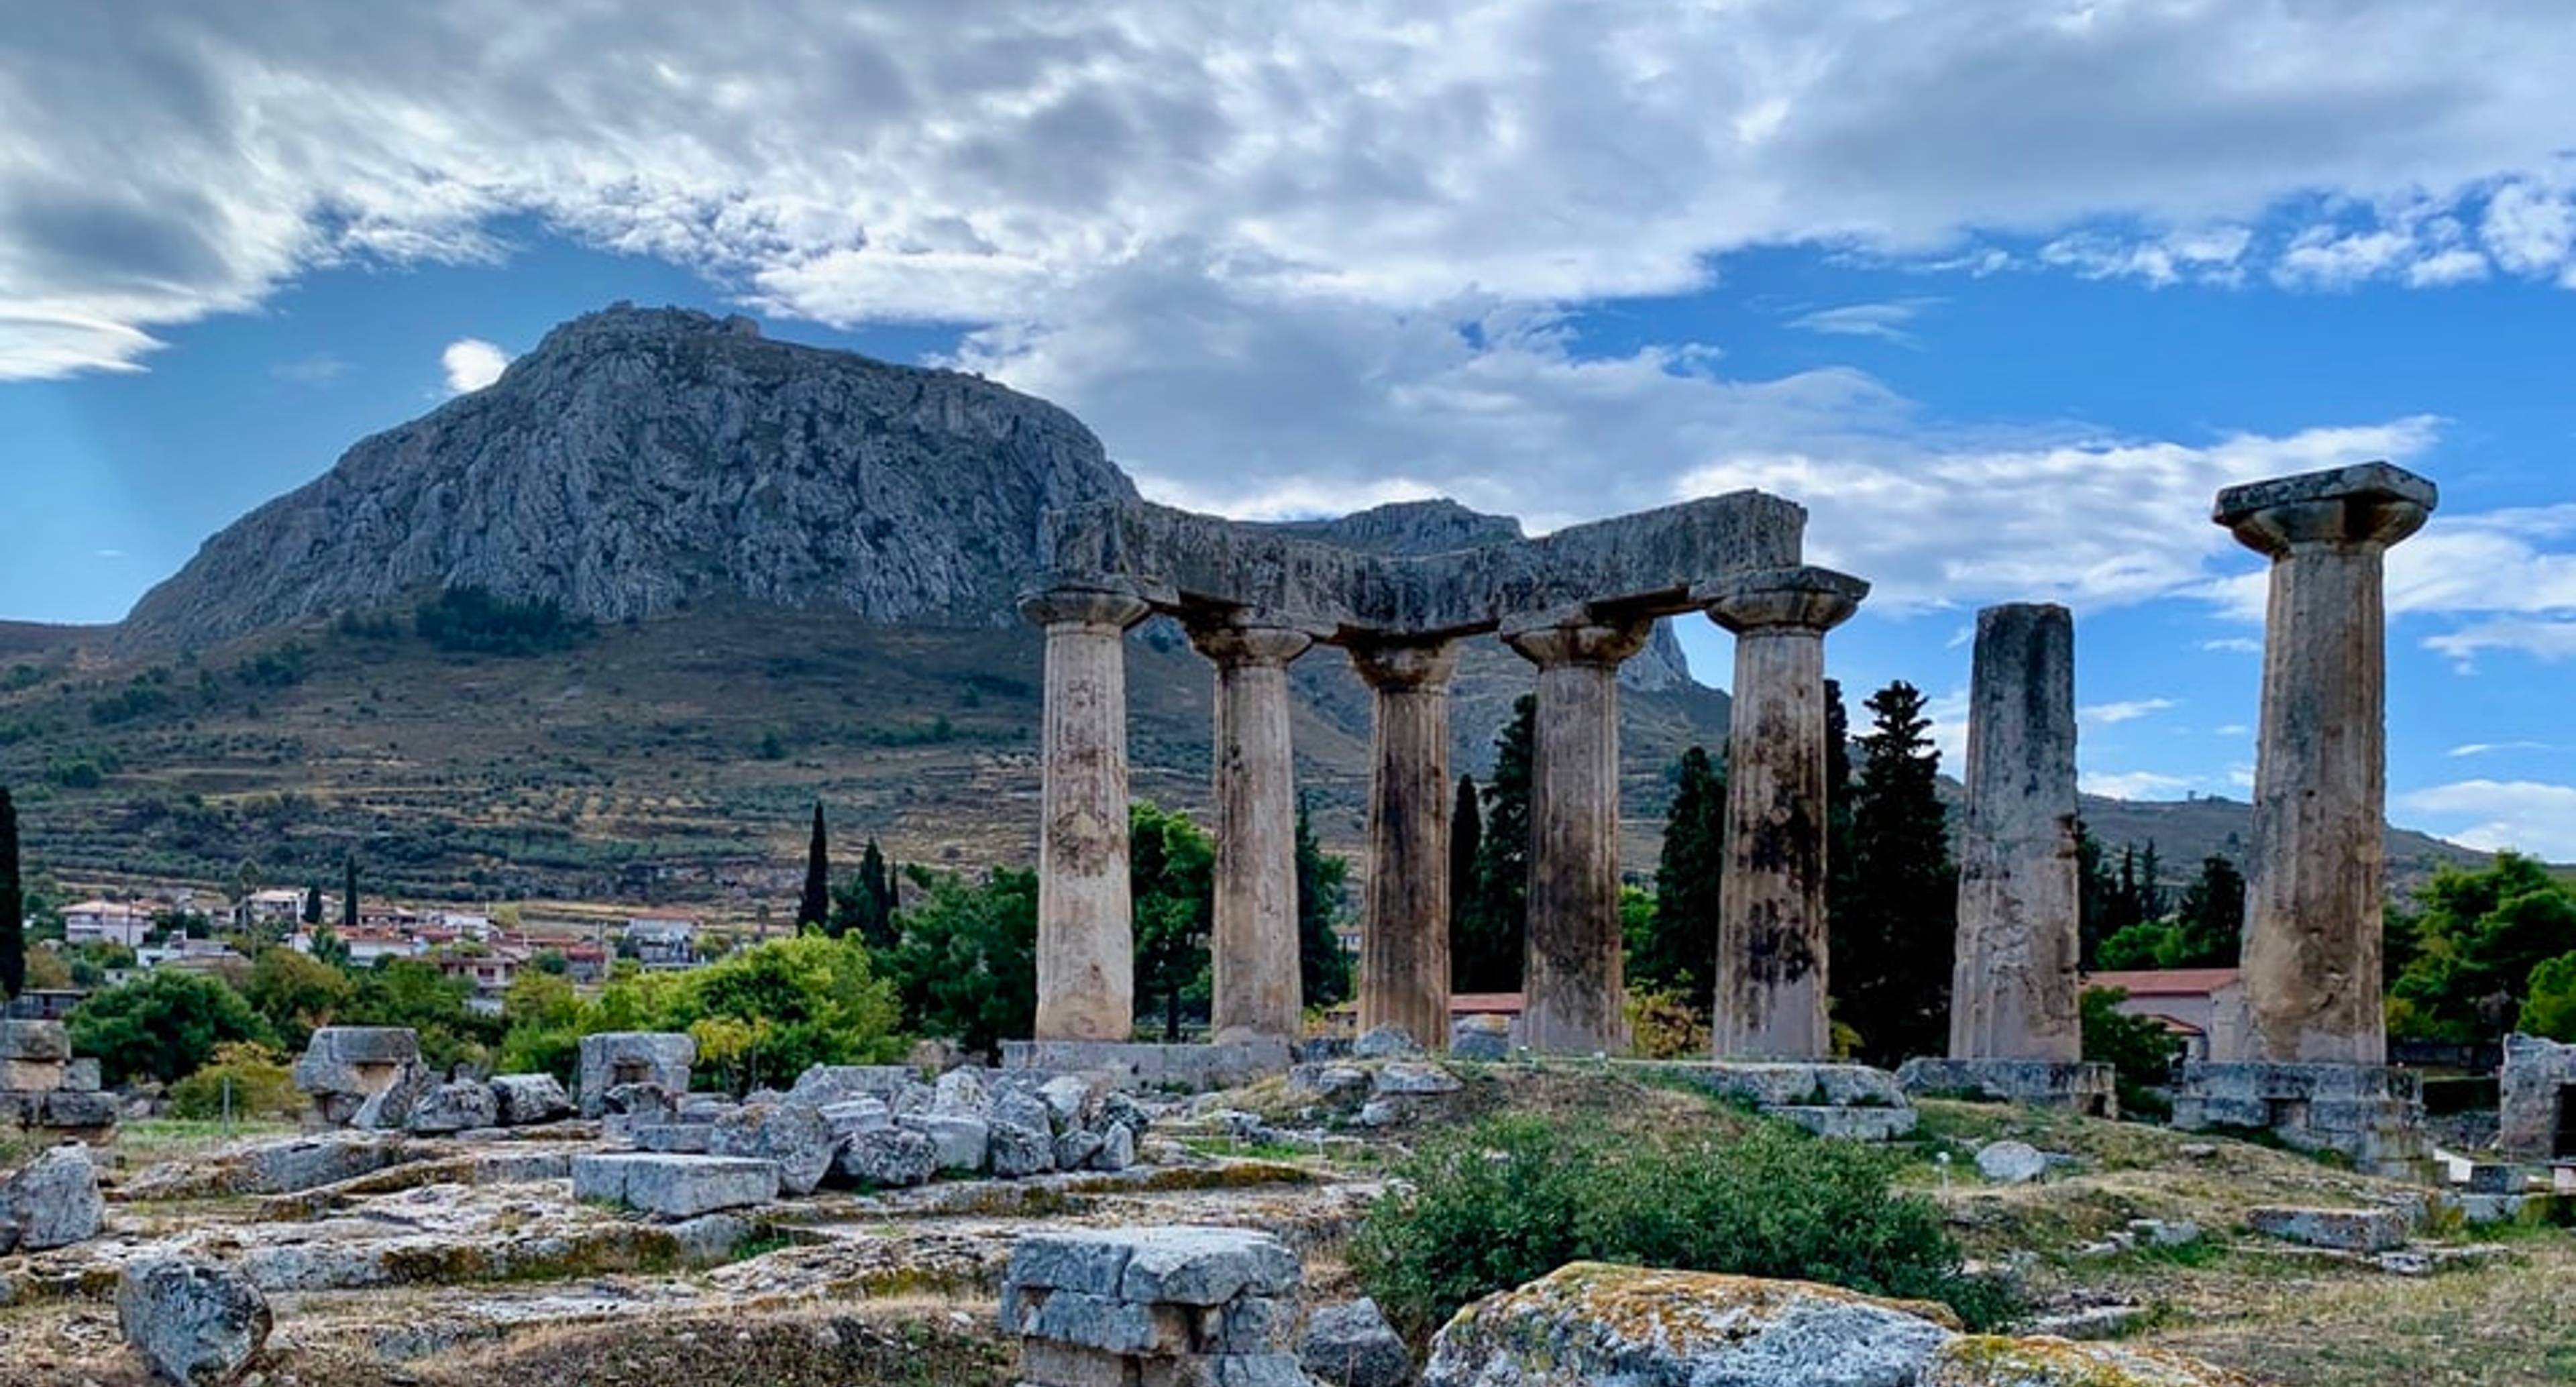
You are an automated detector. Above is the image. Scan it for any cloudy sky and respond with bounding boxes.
[3,1,2573,856]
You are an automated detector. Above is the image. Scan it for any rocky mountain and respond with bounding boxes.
[121,305,1137,653]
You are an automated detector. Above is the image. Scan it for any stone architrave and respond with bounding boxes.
[1022,585,1154,1042]
[1505,618,1654,1054]
[1348,639,1462,1051]
[2215,463,2436,1064]
[1187,620,1316,1044]
[1705,567,1867,1060]
[1949,603,2082,1062]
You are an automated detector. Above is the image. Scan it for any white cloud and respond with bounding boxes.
[1920,685,1970,767]
[2082,698,2179,726]
[2426,619,2576,668]
[440,338,511,394]
[2200,636,2262,653]
[1787,299,1938,345]
[2447,740,2555,758]
[269,353,347,384]
[2082,770,2198,800]
[2398,779,2576,860]
[2214,724,2249,737]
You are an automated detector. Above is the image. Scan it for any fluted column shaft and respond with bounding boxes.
[1707,567,1866,1059]
[1022,587,1152,1041]
[1951,602,2082,1062]
[1349,640,1462,1050]
[1189,622,1315,1044]
[2218,464,2436,1064]
[1506,619,1654,1054]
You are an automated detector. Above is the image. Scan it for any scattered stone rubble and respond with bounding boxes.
[1004,1226,1307,1387]
[577,1032,697,1117]
[0,1017,117,1136]
[117,1255,274,1386]
[1299,1297,1413,1387]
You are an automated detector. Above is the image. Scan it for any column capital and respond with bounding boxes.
[1184,620,1316,670]
[1703,565,1868,635]
[1503,616,1654,669]
[2214,461,2438,558]
[1347,637,1462,693]
[1019,582,1152,631]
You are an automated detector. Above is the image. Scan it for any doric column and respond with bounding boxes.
[2216,462,2436,1064]
[1505,618,1654,1054]
[1705,566,1868,1059]
[1019,584,1153,1042]
[1348,639,1462,1050]
[1950,602,2082,1062]
[1187,620,1316,1044]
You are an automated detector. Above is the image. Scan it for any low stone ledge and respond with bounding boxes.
[1895,1058,2117,1117]
[1002,1040,1294,1092]
[571,1152,778,1218]
[2243,1205,2411,1254]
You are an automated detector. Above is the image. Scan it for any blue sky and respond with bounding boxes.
[2,3,2573,856]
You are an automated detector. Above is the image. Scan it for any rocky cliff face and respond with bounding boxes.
[120,305,1138,652]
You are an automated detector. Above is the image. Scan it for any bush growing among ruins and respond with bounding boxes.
[167,1041,303,1121]
[1348,1113,2013,1341]
[882,866,1038,1056]
[2520,952,2576,1041]
[2389,853,2576,1044]
[70,969,272,1085]
[2081,987,2182,1119]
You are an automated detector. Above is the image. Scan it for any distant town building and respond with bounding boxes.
[241,888,309,926]
[63,900,154,950]
[2083,968,2249,1064]
[623,916,699,968]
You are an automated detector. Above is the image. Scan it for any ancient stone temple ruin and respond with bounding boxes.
[1015,492,1866,1061]
[2172,461,2439,1174]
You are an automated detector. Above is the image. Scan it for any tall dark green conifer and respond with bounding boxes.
[1447,774,1482,948]
[1634,746,1725,1013]
[303,883,323,926]
[1454,696,1533,993]
[1829,681,1957,1066]
[1294,797,1353,1008]
[341,853,360,929]
[1,786,23,1002]
[1823,679,1858,940]
[798,802,833,933]
[857,838,896,952]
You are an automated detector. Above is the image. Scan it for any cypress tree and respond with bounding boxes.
[1,786,23,1002]
[2169,854,2247,967]
[1454,696,1533,993]
[1823,679,1858,940]
[1829,681,1957,1067]
[1447,774,1482,947]
[857,838,896,952]
[342,853,360,930]
[1294,797,1354,1008]
[1635,745,1725,1013]
[302,883,323,926]
[798,802,833,934]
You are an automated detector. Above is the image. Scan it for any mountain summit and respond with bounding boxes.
[120,304,1137,652]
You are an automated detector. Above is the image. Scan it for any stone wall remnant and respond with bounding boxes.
[576,1032,694,1116]
[1004,1225,1305,1387]
[2500,1032,2576,1160]
[290,1026,422,1129]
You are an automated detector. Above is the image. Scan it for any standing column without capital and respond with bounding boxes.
[2216,463,2436,1064]
[1505,619,1654,1054]
[1348,640,1462,1050]
[1188,622,1315,1044]
[1705,567,1867,1060]
[1020,586,1152,1042]
[1949,602,2082,1062]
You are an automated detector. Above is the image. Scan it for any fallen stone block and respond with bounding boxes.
[1372,1062,1461,1097]
[577,1032,695,1117]
[708,1101,836,1196]
[1095,1122,1139,1172]
[36,1089,120,1131]
[409,1080,500,1135]
[572,1153,780,1217]
[1300,1296,1412,1387]
[633,1123,714,1154]
[1771,1105,1918,1141]
[1974,1140,2048,1185]
[118,1256,272,1387]
[488,1073,574,1125]
[1448,1015,1511,1062]
[1925,1334,2259,1385]
[900,1111,989,1172]
[1012,1227,1302,1308]
[2244,1205,2410,1254]
[0,1144,104,1253]
[788,1062,922,1111]
[350,1062,435,1131]
[1352,1026,1421,1060]
[990,1119,1056,1178]
[839,1125,938,1189]
[1057,1127,1106,1171]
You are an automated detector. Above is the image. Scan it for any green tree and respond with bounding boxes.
[1455,696,1534,993]
[1823,679,1857,946]
[2082,987,2184,1119]
[828,837,899,951]
[1447,774,1482,954]
[1295,796,1354,1009]
[496,969,588,1080]
[301,882,323,926]
[69,970,270,1085]
[798,801,831,933]
[245,946,354,1051]
[2075,822,2113,967]
[1130,801,1214,1040]
[681,933,905,1088]
[309,923,352,970]
[1,785,21,1001]
[1830,681,1957,1067]
[2390,852,2576,1042]
[1633,745,1725,1013]
[2167,854,2244,966]
[2520,952,2576,1041]
[883,867,1040,1054]
[341,853,360,929]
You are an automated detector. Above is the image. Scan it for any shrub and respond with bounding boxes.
[70,970,272,1085]
[1347,1113,2013,1340]
[1623,985,1709,1059]
[167,1042,303,1121]
[2081,987,2182,1119]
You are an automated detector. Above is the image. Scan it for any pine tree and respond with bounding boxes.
[857,838,896,952]
[2168,854,2246,966]
[302,883,323,926]
[341,854,360,930]
[2075,822,2115,967]
[1634,746,1725,1013]
[798,802,833,934]
[1454,696,1533,993]
[1,786,23,1002]
[1829,681,1957,1067]
[1447,774,1482,950]
[2134,841,2167,924]
[1295,797,1353,1008]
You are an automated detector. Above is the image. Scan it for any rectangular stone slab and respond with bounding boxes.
[572,1153,778,1217]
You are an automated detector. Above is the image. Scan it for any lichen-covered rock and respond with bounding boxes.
[994,1086,1055,1138]
[1301,1296,1414,1387]
[1094,1121,1138,1172]
[1056,1127,1106,1171]
[1450,1015,1511,1062]
[1038,1073,1099,1130]
[2244,1205,2409,1253]
[0,1144,104,1252]
[1008,1226,1302,1307]
[1373,1062,1462,1097]
[572,1153,780,1217]
[932,1066,992,1116]
[988,1120,1056,1178]
[1927,1335,2259,1386]
[823,1097,895,1139]
[837,1125,938,1188]
[1975,1141,2048,1186]
[1421,1263,1959,1387]
[1354,1025,1423,1060]
[488,1073,574,1125]
[350,1062,435,1131]
[408,1079,500,1134]
[708,1101,836,1196]
[117,1256,272,1386]
[577,1032,695,1117]
[900,1111,990,1172]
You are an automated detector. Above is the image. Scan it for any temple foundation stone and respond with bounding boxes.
[1187,622,1315,1044]
[1507,618,1654,1054]
[1350,640,1462,1051]
[1022,586,1152,1042]
[1705,567,1866,1060]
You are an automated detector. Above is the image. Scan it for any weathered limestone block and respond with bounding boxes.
[0,1143,105,1253]
[407,1080,499,1135]
[1350,639,1462,1052]
[989,1120,1057,1178]
[822,1097,894,1139]
[572,1153,780,1217]
[838,1125,939,1188]
[1371,1062,1462,1097]
[1507,618,1654,1056]
[1448,1015,1511,1062]
[633,1123,714,1154]
[118,1256,273,1387]
[64,1056,103,1093]
[2216,462,2436,1064]
[1190,620,1316,1044]
[2243,1205,2410,1254]
[1000,1040,1293,1091]
[2498,1032,2576,1160]
[1705,567,1867,1060]
[1097,1121,1138,1172]
[1024,584,1154,1042]
[0,1017,71,1061]
[1300,1297,1414,1387]
[349,1061,436,1131]
[709,1101,837,1195]
[291,1027,421,1127]
[488,1073,574,1125]
[1926,1336,2259,1386]
[1421,1263,1957,1387]
[1949,602,2083,1063]
[1974,1141,2048,1185]
[1894,1058,2116,1117]
[577,1032,695,1116]
[930,1064,992,1115]
[2172,1060,2428,1175]
[1353,1025,1422,1060]
[1011,1227,1302,1307]
[788,1062,922,1110]
[35,1089,120,1132]
[901,1111,991,1172]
